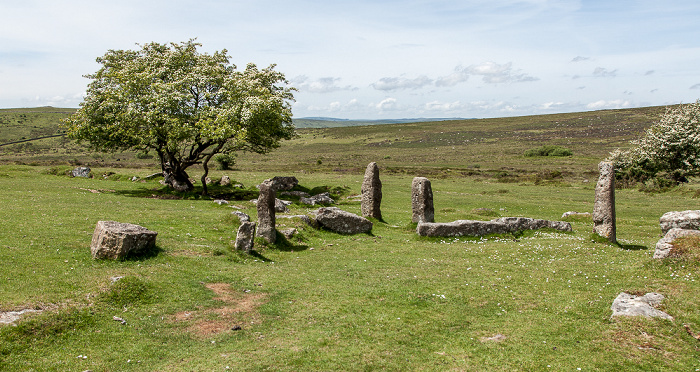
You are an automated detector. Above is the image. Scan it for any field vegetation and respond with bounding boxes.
[1,105,699,370]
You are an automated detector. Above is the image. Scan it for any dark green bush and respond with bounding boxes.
[524,145,573,157]
[213,153,236,170]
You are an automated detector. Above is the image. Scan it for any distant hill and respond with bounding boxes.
[292,117,469,128]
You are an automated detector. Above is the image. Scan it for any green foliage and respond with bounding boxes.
[524,145,573,157]
[61,39,295,191]
[610,100,700,186]
[213,153,236,170]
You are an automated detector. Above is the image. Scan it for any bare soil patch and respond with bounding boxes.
[172,283,267,338]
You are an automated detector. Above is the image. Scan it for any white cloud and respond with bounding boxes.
[291,76,355,93]
[571,56,590,62]
[424,100,464,111]
[375,98,400,111]
[371,76,433,91]
[436,62,538,86]
[593,67,617,78]
[690,83,700,90]
[586,99,631,109]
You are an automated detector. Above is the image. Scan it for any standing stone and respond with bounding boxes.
[255,181,276,243]
[593,161,616,242]
[412,177,434,223]
[235,222,256,252]
[361,162,382,219]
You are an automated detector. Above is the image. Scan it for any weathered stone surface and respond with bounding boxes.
[610,292,673,321]
[220,175,231,186]
[412,177,434,223]
[280,190,310,198]
[315,207,373,234]
[300,192,334,206]
[593,161,616,242]
[251,198,291,213]
[562,211,592,219]
[279,228,297,239]
[660,210,700,234]
[256,182,276,243]
[0,309,42,324]
[417,220,510,237]
[71,166,91,178]
[235,222,256,252]
[361,162,382,219]
[416,217,572,237]
[494,217,572,232]
[654,228,700,259]
[214,199,229,205]
[232,211,250,223]
[258,176,298,192]
[90,221,157,259]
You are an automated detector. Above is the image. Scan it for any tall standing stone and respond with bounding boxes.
[412,177,434,223]
[256,181,276,243]
[593,161,616,242]
[361,162,382,219]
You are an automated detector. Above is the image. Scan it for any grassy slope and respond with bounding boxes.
[1,106,699,370]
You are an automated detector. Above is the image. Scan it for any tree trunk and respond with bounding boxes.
[162,163,194,192]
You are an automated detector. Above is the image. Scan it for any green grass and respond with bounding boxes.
[0,165,699,370]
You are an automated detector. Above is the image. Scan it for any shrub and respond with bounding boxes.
[524,145,573,157]
[213,153,236,170]
[609,100,700,186]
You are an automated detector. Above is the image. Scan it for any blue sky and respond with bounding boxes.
[2,0,700,119]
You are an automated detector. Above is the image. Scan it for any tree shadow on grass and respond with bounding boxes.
[266,231,310,253]
[618,243,649,251]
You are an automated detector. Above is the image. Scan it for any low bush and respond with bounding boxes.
[524,145,573,157]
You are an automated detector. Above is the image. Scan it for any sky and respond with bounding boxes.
[2,0,700,119]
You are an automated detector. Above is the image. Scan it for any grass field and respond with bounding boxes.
[1,106,699,370]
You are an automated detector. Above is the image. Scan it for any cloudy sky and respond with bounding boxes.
[2,0,700,119]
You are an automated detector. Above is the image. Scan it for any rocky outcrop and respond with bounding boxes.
[654,228,700,259]
[90,221,157,259]
[610,292,673,321]
[416,217,572,237]
[300,192,334,206]
[315,207,372,234]
[660,210,700,234]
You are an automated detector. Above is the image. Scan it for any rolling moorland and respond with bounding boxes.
[1,105,699,370]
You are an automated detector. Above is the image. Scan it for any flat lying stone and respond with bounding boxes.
[91,221,157,260]
[654,228,700,259]
[315,207,372,234]
[610,292,673,321]
[660,210,700,234]
[416,217,572,237]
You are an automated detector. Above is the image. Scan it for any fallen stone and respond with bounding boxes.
[315,207,372,234]
[220,175,231,186]
[610,292,673,321]
[654,228,700,259]
[280,228,297,239]
[562,211,592,219]
[90,221,157,260]
[235,222,256,252]
[280,190,310,198]
[417,217,572,237]
[660,210,700,234]
[257,176,298,192]
[0,309,42,324]
[232,211,250,223]
[71,166,91,178]
[300,192,334,206]
[214,199,229,205]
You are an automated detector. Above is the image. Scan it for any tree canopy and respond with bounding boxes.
[609,100,700,186]
[62,39,295,193]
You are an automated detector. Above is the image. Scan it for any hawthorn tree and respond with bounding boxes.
[609,100,700,185]
[62,40,295,194]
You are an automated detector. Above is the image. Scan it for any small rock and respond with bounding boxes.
[220,175,231,186]
[214,199,229,205]
[654,228,700,259]
[232,211,250,223]
[610,292,673,321]
[660,210,700,234]
[280,228,297,239]
[300,192,334,206]
[71,167,91,178]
